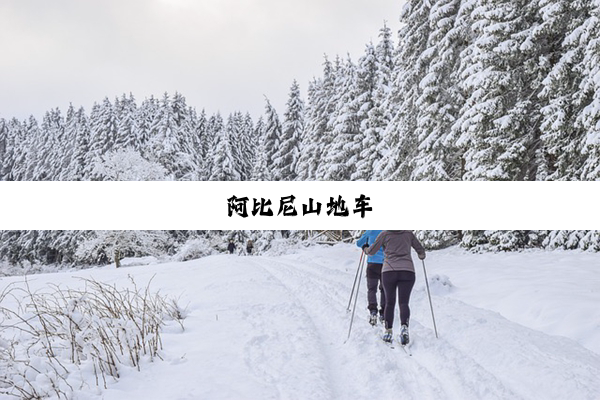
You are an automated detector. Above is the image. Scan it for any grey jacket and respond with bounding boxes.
[365,230,425,273]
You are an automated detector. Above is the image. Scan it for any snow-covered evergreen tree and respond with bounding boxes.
[241,112,256,180]
[147,93,197,180]
[577,1,600,180]
[136,96,159,154]
[353,24,395,180]
[209,115,240,181]
[411,0,465,181]
[321,55,359,180]
[114,93,138,150]
[7,118,29,181]
[35,109,65,181]
[273,80,304,181]
[296,57,336,180]
[453,0,540,181]
[250,117,272,180]
[21,116,43,181]
[375,0,434,180]
[349,43,379,180]
[86,99,117,180]
[537,0,591,180]
[262,97,282,177]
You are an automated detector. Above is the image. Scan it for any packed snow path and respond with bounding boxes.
[2,244,599,399]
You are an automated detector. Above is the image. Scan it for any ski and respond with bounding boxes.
[401,344,412,356]
[381,339,413,356]
[380,330,413,355]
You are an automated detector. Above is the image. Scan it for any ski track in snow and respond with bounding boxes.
[2,246,600,399]
[241,249,600,400]
[256,255,523,400]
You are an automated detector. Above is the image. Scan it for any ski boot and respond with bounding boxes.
[369,311,378,326]
[382,329,393,343]
[400,324,409,346]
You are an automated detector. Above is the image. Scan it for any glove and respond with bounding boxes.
[419,253,426,260]
[362,243,369,250]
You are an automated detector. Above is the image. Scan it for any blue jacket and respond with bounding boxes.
[356,230,384,264]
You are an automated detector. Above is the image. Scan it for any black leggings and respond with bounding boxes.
[382,270,415,329]
[366,263,385,315]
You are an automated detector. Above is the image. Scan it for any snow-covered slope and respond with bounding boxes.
[1,244,599,399]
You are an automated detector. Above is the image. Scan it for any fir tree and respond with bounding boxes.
[353,24,395,180]
[321,55,359,180]
[532,0,590,180]
[114,93,138,150]
[273,80,304,181]
[296,57,336,180]
[67,107,90,180]
[148,92,196,180]
[454,0,540,180]
[209,117,240,181]
[250,117,272,180]
[262,97,282,176]
[36,109,64,181]
[577,1,600,180]
[375,0,434,180]
[411,0,464,181]
[86,98,117,180]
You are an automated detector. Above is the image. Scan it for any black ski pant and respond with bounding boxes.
[366,263,385,316]
[382,270,415,330]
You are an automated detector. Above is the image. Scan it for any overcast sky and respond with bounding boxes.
[0,0,403,122]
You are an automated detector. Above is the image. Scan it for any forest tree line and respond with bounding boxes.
[1,1,600,182]
[0,229,598,270]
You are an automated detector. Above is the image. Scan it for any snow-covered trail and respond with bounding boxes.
[97,245,600,400]
[2,244,599,399]
[254,252,600,400]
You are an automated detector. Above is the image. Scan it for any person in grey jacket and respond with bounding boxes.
[364,230,426,345]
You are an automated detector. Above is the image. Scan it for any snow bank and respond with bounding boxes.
[429,246,600,354]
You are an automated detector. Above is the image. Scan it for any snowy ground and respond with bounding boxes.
[1,244,599,399]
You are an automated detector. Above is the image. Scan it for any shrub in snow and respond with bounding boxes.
[262,238,308,256]
[173,238,216,261]
[0,276,185,399]
[580,231,600,251]
[427,274,454,296]
[91,148,169,181]
[75,231,170,266]
[457,230,597,252]
[415,230,460,250]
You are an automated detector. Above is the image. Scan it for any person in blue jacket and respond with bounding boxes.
[356,230,386,325]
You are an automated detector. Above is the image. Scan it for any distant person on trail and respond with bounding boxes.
[228,240,236,254]
[246,239,254,255]
[364,230,426,346]
[356,230,385,326]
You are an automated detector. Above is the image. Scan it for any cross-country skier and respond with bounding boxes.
[356,230,386,326]
[227,240,236,254]
[364,230,426,345]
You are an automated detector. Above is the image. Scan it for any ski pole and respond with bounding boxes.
[345,253,366,342]
[421,259,439,339]
[346,251,364,312]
